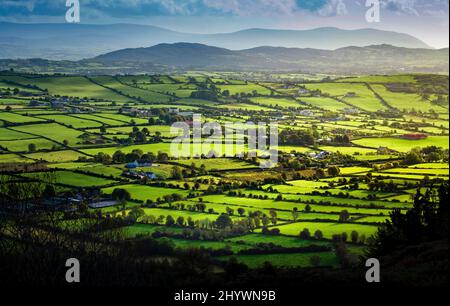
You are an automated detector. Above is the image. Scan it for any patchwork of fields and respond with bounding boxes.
[1,71,448,269]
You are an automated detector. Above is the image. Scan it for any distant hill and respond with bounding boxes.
[0,22,432,60]
[92,43,449,74]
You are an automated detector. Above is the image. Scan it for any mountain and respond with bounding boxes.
[91,43,448,74]
[0,22,432,60]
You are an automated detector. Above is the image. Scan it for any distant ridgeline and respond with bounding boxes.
[0,43,448,75]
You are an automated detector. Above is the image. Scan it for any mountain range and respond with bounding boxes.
[92,43,448,74]
[0,43,447,74]
[0,22,432,60]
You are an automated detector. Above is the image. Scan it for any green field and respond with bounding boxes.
[0,112,46,124]
[22,170,117,187]
[10,123,86,146]
[265,222,378,239]
[353,136,449,152]
[102,184,191,202]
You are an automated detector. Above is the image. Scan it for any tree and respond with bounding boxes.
[215,214,233,229]
[351,230,359,244]
[63,139,69,146]
[112,188,131,203]
[163,215,174,226]
[113,150,126,163]
[327,166,341,177]
[269,209,277,225]
[43,185,56,198]
[176,216,185,227]
[261,215,270,228]
[339,210,350,222]
[314,230,323,240]
[237,208,246,217]
[299,228,311,239]
[292,207,299,221]
[28,143,37,153]
[127,208,145,223]
[403,150,423,165]
[171,166,183,179]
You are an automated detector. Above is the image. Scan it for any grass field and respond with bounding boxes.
[172,158,257,171]
[0,128,33,140]
[25,150,87,162]
[265,221,378,239]
[10,123,86,146]
[22,170,117,187]
[217,84,272,95]
[6,75,130,102]
[300,97,348,111]
[0,137,59,152]
[0,153,34,163]
[250,97,302,109]
[102,184,191,202]
[353,136,449,152]
[221,252,338,268]
[90,76,172,103]
[371,84,446,113]
[0,112,46,124]
[303,83,387,112]
[37,115,103,128]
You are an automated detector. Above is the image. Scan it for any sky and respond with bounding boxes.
[0,0,448,48]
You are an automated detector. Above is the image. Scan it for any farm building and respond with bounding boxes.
[123,171,157,180]
[125,161,153,169]
[400,133,428,140]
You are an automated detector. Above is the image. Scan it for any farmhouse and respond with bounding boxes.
[126,161,153,169]
[88,200,119,209]
[299,110,314,117]
[343,108,360,115]
[400,133,428,140]
[123,171,157,180]
[298,88,309,94]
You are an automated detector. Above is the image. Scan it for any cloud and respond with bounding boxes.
[379,0,449,16]
[202,0,299,16]
[317,0,348,16]
[0,0,341,18]
[0,0,446,20]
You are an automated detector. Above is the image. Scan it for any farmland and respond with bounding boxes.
[0,71,448,271]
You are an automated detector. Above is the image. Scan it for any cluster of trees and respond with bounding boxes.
[367,179,399,192]
[279,129,315,146]
[110,126,163,145]
[89,149,169,164]
[403,146,448,165]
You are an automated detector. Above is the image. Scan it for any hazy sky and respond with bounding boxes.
[0,0,448,48]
